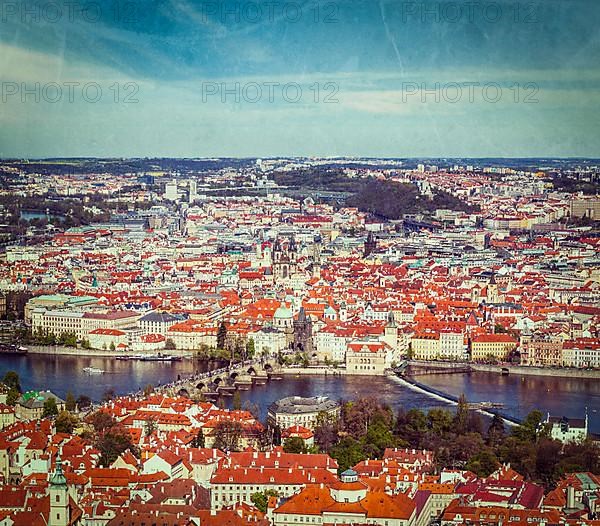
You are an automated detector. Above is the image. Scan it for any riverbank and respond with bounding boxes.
[26,345,196,358]
[472,363,600,379]
[281,366,348,375]
[409,360,600,379]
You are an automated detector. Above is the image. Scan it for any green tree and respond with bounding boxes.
[427,408,453,435]
[196,343,210,358]
[95,425,136,467]
[362,415,395,458]
[2,371,21,392]
[246,338,255,359]
[55,411,79,434]
[217,321,227,350]
[283,436,307,454]
[466,448,500,477]
[232,390,242,411]
[314,412,339,452]
[6,388,19,406]
[213,420,243,452]
[65,392,77,412]
[109,341,116,352]
[396,408,428,446]
[498,436,537,479]
[89,411,116,433]
[330,437,366,472]
[250,490,278,513]
[76,395,92,410]
[535,438,562,484]
[512,410,548,443]
[343,397,393,439]
[42,397,59,418]
[453,394,469,434]
[102,389,116,403]
[144,417,157,437]
[62,332,77,347]
[165,338,176,350]
[487,414,505,447]
[192,429,205,448]
[450,432,486,466]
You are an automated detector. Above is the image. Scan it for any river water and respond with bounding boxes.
[1,354,598,433]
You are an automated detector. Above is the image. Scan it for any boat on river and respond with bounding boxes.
[116,353,182,362]
[83,367,104,374]
[0,344,28,354]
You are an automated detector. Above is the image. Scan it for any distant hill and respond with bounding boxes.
[346,179,478,219]
[272,168,357,191]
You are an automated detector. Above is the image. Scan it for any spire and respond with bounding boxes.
[297,306,307,322]
[288,236,297,252]
[386,310,396,328]
[50,455,67,487]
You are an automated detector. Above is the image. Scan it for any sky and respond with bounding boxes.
[0,0,599,158]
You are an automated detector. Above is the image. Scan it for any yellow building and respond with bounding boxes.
[471,334,517,362]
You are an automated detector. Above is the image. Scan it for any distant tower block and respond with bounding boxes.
[189,179,197,203]
[164,179,178,201]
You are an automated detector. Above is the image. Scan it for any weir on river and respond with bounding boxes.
[393,373,521,427]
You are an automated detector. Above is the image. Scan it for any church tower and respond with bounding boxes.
[49,456,69,526]
[486,273,499,304]
[272,237,298,283]
[364,232,377,257]
[293,307,313,355]
[384,310,398,350]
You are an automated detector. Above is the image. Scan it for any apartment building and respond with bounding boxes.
[471,334,518,362]
[30,308,140,340]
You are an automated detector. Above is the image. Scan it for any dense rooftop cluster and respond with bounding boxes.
[0,390,598,526]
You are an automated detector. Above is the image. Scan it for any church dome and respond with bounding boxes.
[274,305,293,319]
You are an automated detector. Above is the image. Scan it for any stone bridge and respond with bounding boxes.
[161,360,282,400]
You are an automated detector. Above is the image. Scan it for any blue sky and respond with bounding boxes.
[0,0,599,157]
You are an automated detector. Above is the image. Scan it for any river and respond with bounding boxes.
[1,354,598,433]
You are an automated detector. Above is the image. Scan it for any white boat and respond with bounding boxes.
[83,367,104,374]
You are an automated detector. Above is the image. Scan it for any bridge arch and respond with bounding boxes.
[247,366,257,375]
